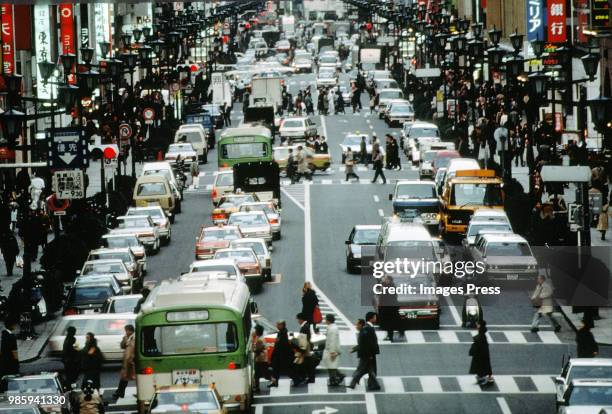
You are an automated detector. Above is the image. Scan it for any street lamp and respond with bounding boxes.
[99,41,111,59]
[471,23,483,39]
[142,27,152,40]
[488,25,502,46]
[531,37,546,58]
[38,60,56,83]
[121,33,132,49]
[581,53,600,81]
[528,71,548,96]
[588,96,612,132]
[509,30,523,53]
[60,53,77,73]
[133,28,143,43]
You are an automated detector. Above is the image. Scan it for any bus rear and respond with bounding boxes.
[218,125,273,168]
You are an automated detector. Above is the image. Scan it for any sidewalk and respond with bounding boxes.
[0,248,59,362]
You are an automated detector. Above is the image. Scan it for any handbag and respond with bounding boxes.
[312,306,323,324]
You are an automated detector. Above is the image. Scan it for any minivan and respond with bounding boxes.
[133,174,177,220]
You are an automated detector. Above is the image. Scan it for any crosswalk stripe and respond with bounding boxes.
[255,375,556,397]
[337,330,563,346]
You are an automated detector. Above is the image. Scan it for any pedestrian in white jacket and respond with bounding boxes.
[322,314,345,386]
[530,275,561,333]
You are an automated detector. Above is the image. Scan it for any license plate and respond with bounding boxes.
[507,274,519,280]
[404,312,418,319]
[82,309,95,314]
[173,369,200,385]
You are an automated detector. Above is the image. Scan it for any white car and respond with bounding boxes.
[558,379,612,413]
[318,53,340,70]
[279,117,318,143]
[227,211,273,245]
[127,206,172,244]
[419,150,438,179]
[293,57,313,73]
[113,215,161,253]
[377,88,405,117]
[316,69,338,87]
[165,143,198,164]
[174,125,208,163]
[555,358,612,408]
[48,314,136,361]
[231,238,272,280]
[80,259,132,289]
[339,133,385,163]
[239,201,282,240]
[384,100,415,126]
[188,258,243,280]
[211,170,234,206]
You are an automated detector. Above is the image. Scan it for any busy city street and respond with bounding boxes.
[0,1,611,414]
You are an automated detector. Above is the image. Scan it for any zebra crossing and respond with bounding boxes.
[338,329,564,346]
[316,294,353,333]
[255,374,556,399]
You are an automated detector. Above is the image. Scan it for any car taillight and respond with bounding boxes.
[211,187,218,199]
[63,308,77,316]
[212,213,226,220]
[181,404,189,411]
[269,218,278,224]
[228,361,236,370]
[142,367,154,375]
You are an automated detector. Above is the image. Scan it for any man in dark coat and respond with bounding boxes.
[0,230,19,276]
[576,319,599,358]
[62,326,80,384]
[269,320,293,387]
[469,320,493,385]
[348,312,380,390]
[0,315,20,376]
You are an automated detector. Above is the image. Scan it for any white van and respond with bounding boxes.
[175,125,208,163]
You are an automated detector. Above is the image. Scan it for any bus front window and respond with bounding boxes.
[142,322,238,356]
[221,143,268,159]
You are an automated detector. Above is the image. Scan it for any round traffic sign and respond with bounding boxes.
[119,123,132,138]
[143,107,155,121]
[103,147,117,159]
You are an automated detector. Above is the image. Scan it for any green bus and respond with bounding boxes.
[135,278,255,412]
[218,124,273,168]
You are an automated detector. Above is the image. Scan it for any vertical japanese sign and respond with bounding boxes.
[59,4,76,84]
[547,0,566,43]
[94,3,113,60]
[34,5,56,100]
[79,4,89,49]
[526,0,545,41]
[1,4,15,74]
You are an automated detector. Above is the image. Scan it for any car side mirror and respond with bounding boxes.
[121,286,131,294]
[554,376,565,384]
[345,240,351,245]
[388,194,393,201]
[250,301,259,314]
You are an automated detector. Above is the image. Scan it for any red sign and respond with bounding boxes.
[1,4,15,74]
[59,4,76,84]
[554,112,564,132]
[547,0,567,43]
[143,107,155,122]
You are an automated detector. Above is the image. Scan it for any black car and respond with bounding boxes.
[345,225,381,274]
[63,275,124,316]
[200,104,225,129]
[0,372,77,414]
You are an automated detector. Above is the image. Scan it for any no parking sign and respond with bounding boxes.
[143,107,155,124]
[119,123,132,146]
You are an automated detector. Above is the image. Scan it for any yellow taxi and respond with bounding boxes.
[146,384,226,414]
[273,145,332,175]
[210,193,260,225]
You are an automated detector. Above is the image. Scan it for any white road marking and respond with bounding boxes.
[373,195,379,202]
[420,376,443,393]
[537,331,562,344]
[281,187,305,211]
[496,397,513,414]
[496,376,520,393]
[504,331,528,344]
[377,208,384,217]
[320,114,328,139]
[444,295,462,327]
[365,393,378,414]
[304,178,356,333]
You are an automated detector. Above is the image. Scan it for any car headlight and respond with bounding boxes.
[527,264,536,270]
[467,308,478,316]
[489,264,499,270]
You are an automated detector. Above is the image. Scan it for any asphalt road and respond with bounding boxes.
[22,72,612,414]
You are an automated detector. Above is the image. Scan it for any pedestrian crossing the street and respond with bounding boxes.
[255,374,556,399]
[338,329,564,346]
[316,294,353,334]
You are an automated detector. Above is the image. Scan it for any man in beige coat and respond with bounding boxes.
[113,324,135,399]
[530,275,561,333]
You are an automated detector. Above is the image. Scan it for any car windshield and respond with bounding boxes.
[144,169,172,181]
[390,104,413,114]
[378,80,398,88]
[380,90,402,100]
[353,229,380,244]
[142,322,238,355]
[422,151,437,162]
[108,298,140,313]
[176,131,201,144]
[168,144,193,153]
[154,390,220,410]
[5,378,57,393]
[228,214,268,225]
[283,120,304,128]
[220,195,254,206]
[485,242,532,256]
[320,55,336,63]
[70,286,114,303]
[567,385,612,406]
[568,366,612,383]
[203,229,240,241]
[90,252,130,263]
[129,208,163,218]
[232,242,265,255]
[105,237,139,248]
[215,250,256,262]
[396,184,436,198]
[451,183,503,206]
[467,223,512,237]
[241,204,275,214]
[83,263,125,274]
[434,154,458,169]
[343,135,363,145]
[410,127,440,138]
[120,218,151,228]
[191,264,237,276]
[137,183,166,196]
[215,173,234,187]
